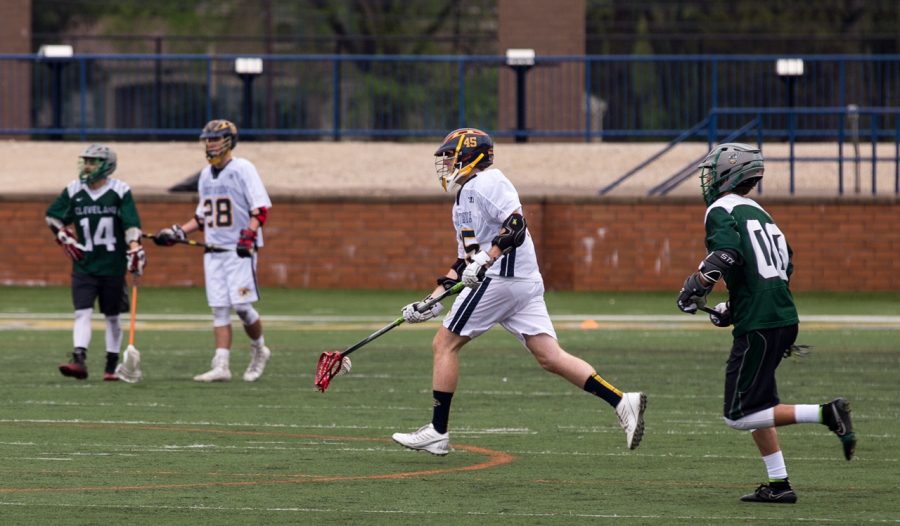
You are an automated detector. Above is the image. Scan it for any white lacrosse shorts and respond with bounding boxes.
[204,251,260,307]
[443,277,557,344]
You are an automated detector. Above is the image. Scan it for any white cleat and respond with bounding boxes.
[392,423,450,456]
[243,345,271,382]
[193,356,231,382]
[616,392,647,450]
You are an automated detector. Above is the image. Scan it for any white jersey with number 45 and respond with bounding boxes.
[453,168,541,281]
[194,157,272,248]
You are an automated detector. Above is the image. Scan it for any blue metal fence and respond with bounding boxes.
[1,52,898,143]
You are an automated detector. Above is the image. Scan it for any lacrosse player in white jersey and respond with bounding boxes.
[154,119,273,382]
[392,128,647,456]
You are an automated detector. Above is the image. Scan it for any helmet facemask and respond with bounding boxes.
[200,119,238,165]
[203,135,233,165]
[78,144,117,185]
[436,136,485,192]
[434,128,493,192]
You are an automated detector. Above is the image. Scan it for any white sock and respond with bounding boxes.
[73,308,93,349]
[252,336,265,348]
[214,348,230,364]
[105,315,122,353]
[763,450,788,480]
[794,404,822,424]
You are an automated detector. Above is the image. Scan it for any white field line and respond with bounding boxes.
[1,418,895,461]
[3,312,900,322]
[3,313,900,331]
[1,501,898,523]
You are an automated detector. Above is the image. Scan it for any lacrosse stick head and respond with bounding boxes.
[115,345,143,384]
[314,351,351,392]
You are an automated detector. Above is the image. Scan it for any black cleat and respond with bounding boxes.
[740,483,797,504]
[59,361,88,380]
[824,397,857,460]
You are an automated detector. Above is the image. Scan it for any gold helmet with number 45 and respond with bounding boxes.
[434,128,494,192]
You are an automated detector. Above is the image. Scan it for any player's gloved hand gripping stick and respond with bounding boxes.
[314,282,465,392]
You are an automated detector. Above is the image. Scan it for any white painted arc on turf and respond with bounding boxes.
[2,313,899,323]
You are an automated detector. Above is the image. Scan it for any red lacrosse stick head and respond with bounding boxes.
[314,351,344,392]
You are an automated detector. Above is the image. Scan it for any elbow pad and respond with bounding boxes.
[252,206,269,226]
[492,213,527,254]
[699,249,740,285]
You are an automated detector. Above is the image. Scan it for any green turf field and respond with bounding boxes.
[0,287,897,525]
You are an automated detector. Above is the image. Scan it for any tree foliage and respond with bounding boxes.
[586,0,900,54]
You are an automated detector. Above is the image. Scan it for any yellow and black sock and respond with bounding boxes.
[583,372,623,408]
[768,477,792,490]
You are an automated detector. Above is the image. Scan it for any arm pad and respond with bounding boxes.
[252,206,269,226]
[125,227,142,244]
[46,216,64,235]
[437,258,467,291]
[492,213,527,254]
[698,249,739,285]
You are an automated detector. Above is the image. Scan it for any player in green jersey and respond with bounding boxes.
[676,143,857,504]
[45,144,146,381]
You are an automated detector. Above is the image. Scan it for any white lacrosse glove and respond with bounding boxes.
[462,251,495,288]
[708,301,732,327]
[126,245,147,276]
[153,225,186,247]
[56,227,86,262]
[401,296,444,324]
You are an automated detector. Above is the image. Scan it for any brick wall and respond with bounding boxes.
[497,0,585,136]
[4,195,898,291]
[0,0,31,133]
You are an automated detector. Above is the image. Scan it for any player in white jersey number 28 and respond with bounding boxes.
[154,119,273,383]
[391,128,647,456]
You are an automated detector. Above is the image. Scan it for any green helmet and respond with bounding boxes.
[78,144,117,185]
[698,142,764,205]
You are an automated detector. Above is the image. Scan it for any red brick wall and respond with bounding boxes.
[0,0,31,134]
[498,0,585,137]
[3,196,898,291]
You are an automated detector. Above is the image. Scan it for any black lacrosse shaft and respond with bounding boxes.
[340,317,404,357]
[141,233,232,252]
[340,282,465,358]
[141,233,206,248]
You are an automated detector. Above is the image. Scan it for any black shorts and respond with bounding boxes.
[723,324,798,421]
[71,273,128,316]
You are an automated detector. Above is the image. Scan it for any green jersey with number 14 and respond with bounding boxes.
[704,194,798,336]
[46,178,141,276]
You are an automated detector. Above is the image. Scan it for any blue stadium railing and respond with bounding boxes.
[2,53,898,140]
[1,52,898,193]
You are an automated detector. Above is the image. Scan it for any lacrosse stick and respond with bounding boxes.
[115,279,143,383]
[315,282,465,392]
[141,233,232,252]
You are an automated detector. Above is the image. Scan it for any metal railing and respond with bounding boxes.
[3,52,898,196]
[604,106,900,196]
[1,53,898,148]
